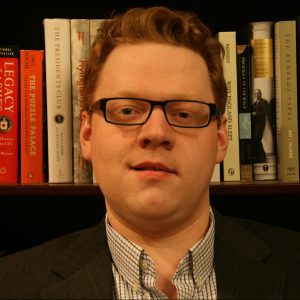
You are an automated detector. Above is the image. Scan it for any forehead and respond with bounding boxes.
[95,43,214,101]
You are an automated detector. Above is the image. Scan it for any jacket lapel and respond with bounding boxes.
[40,250,113,299]
[40,220,113,299]
[214,210,286,299]
[39,210,287,299]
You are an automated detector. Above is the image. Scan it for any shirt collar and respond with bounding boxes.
[187,210,215,284]
[106,209,215,288]
[106,216,142,288]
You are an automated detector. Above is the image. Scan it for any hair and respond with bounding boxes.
[83,6,227,116]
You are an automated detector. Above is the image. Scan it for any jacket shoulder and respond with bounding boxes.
[226,215,300,297]
[232,216,300,253]
[0,222,106,299]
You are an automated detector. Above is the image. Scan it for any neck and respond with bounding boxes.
[107,206,211,298]
[147,215,210,298]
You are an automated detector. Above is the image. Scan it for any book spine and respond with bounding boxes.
[237,44,253,181]
[44,19,73,183]
[297,16,300,179]
[89,19,104,184]
[250,22,277,180]
[218,32,241,181]
[0,46,19,183]
[210,164,220,182]
[275,21,299,181]
[20,50,45,183]
[71,19,92,183]
[89,19,104,45]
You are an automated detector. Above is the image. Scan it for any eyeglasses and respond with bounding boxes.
[88,97,221,128]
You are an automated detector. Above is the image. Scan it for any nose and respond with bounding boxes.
[137,107,175,150]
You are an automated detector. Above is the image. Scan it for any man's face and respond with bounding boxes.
[81,43,227,233]
[254,90,262,101]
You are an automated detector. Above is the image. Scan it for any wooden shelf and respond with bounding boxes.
[0,181,299,196]
[210,181,300,196]
[0,183,101,196]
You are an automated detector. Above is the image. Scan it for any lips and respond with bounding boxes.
[130,162,176,174]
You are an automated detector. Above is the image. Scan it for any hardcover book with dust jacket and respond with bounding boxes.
[275,20,299,182]
[248,22,277,180]
[20,50,46,183]
[217,31,240,181]
[71,19,92,183]
[0,46,19,183]
[44,19,73,183]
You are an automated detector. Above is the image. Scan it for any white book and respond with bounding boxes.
[275,20,299,182]
[210,164,220,182]
[250,22,277,180]
[89,19,105,184]
[89,19,105,45]
[93,171,97,184]
[218,31,240,181]
[44,18,73,183]
[71,19,92,183]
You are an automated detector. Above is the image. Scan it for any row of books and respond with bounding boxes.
[0,18,299,183]
[212,19,300,183]
[0,19,104,183]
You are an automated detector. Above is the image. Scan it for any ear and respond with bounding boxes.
[216,115,228,163]
[80,111,92,161]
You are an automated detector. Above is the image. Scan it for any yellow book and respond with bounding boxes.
[275,20,299,182]
[217,31,240,181]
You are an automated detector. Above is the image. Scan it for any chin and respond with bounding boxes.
[133,199,178,220]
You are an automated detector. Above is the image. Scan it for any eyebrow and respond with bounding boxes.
[107,90,204,101]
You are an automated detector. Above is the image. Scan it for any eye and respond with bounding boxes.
[168,108,195,120]
[117,106,136,115]
[166,101,210,126]
[167,109,197,125]
[175,110,193,119]
[107,102,146,123]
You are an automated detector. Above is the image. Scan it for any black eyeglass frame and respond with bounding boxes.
[88,97,222,128]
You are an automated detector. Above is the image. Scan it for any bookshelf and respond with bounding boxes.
[1,0,300,254]
[1,181,300,196]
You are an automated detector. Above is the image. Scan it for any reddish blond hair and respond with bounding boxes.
[83,6,227,115]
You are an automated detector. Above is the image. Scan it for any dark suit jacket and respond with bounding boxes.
[0,209,299,299]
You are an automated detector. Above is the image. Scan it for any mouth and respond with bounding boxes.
[130,162,177,175]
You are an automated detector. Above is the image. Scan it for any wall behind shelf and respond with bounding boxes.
[1,188,299,256]
[1,0,300,49]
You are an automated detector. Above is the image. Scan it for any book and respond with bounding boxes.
[44,19,73,183]
[237,44,253,181]
[71,19,92,183]
[210,164,221,182]
[89,19,105,45]
[0,46,19,183]
[296,16,300,180]
[89,19,105,184]
[242,22,277,180]
[20,50,46,183]
[217,31,240,181]
[274,20,299,182]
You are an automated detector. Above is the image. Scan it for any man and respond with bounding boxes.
[0,6,300,299]
[252,88,269,163]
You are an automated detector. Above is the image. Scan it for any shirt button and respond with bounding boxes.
[133,282,139,292]
[140,259,148,271]
[197,276,204,288]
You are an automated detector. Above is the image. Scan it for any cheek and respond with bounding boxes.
[187,133,218,175]
[91,131,118,166]
[91,136,121,193]
[90,124,129,180]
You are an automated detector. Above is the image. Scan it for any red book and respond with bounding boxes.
[0,46,19,183]
[20,50,45,183]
